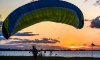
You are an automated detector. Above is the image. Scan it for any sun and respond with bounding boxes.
[69,46,78,50]
[70,46,76,48]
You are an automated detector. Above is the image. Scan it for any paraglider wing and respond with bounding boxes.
[2,0,84,39]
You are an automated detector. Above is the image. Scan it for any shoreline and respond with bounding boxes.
[0,56,100,60]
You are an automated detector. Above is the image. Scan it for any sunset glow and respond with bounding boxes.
[0,0,100,50]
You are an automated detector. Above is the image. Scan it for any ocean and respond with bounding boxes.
[0,51,100,58]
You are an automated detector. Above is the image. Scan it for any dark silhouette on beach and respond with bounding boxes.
[50,50,52,56]
[29,45,38,60]
[91,42,95,57]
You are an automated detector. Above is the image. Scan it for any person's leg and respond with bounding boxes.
[34,54,37,60]
[33,54,35,60]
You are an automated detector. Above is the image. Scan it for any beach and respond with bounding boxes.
[0,56,100,60]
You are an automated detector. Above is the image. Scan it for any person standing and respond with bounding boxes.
[29,45,38,60]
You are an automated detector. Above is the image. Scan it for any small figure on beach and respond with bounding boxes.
[50,50,52,56]
[29,45,38,60]
[38,49,43,57]
[44,50,46,56]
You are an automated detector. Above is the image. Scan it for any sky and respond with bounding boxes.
[0,0,100,50]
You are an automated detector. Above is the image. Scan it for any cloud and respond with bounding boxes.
[0,45,26,49]
[0,32,39,40]
[90,16,100,28]
[85,0,100,6]
[94,0,100,6]
[0,45,16,49]
[33,38,60,44]
[44,45,68,50]
[84,19,92,22]
[36,45,69,50]
[0,38,60,49]
[9,38,23,40]
[7,38,60,44]
[31,0,37,2]
[0,44,68,50]
[14,32,39,36]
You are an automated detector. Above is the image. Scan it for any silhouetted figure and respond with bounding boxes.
[55,54,57,56]
[50,50,52,56]
[44,50,46,56]
[29,45,38,60]
[44,50,46,53]
[38,49,43,57]
[91,43,95,57]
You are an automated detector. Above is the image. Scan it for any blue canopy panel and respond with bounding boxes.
[6,0,83,36]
